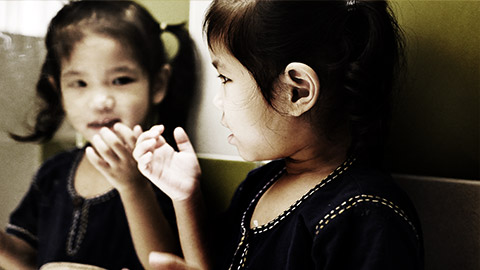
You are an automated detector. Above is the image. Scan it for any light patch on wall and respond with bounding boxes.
[0,0,66,37]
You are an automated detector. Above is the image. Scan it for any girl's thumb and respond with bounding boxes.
[174,127,195,154]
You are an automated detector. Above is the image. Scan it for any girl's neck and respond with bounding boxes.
[74,154,114,198]
[283,136,349,178]
[249,137,349,229]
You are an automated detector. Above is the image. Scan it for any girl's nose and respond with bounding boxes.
[92,94,115,111]
[212,91,223,110]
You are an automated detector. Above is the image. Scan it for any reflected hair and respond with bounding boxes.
[12,0,197,144]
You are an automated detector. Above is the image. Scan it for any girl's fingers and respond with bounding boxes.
[137,125,164,140]
[133,125,143,139]
[137,151,153,175]
[113,123,137,150]
[174,127,195,154]
[133,129,168,161]
[97,127,129,163]
[133,138,158,161]
[150,124,165,134]
[154,134,167,148]
[85,146,109,169]
[91,133,119,166]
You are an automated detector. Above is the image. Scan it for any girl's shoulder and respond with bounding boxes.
[307,161,423,250]
[308,169,424,268]
[33,147,83,188]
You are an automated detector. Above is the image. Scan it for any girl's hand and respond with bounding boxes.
[85,123,145,192]
[133,126,201,201]
[149,252,200,270]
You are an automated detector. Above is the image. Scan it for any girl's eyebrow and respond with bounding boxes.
[106,65,144,79]
[212,60,228,73]
[211,60,220,69]
[61,70,83,78]
[108,65,140,74]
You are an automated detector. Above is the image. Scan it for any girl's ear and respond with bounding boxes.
[281,62,320,117]
[47,75,58,92]
[152,64,171,105]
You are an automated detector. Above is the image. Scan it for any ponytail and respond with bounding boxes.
[342,0,405,160]
[156,23,198,146]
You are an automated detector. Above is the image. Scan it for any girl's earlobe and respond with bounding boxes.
[47,75,58,92]
[283,62,320,117]
[153,64,171,105]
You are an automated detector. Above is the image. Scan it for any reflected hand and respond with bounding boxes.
[85,123,145,191]
[149,252,200,270]
[133,125,201,201]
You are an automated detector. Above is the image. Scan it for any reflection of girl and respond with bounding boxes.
[0,1,196,269]
[135,0,423,269]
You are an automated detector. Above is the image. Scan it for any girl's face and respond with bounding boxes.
[60,33,154,143]
[210,46,300,162]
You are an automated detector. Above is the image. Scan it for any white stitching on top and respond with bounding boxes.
[229,157,355,269]
[251,158,355,234]
[6,223,38,242]
[314,194,419,240]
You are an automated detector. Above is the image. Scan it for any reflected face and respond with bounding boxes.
[210,46,290,161]
[60,34,151,143]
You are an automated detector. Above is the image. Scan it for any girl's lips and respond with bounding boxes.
[227,133,234,144]
[88,118,121,129]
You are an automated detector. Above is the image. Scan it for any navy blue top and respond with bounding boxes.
[6,148,176,269]
[214,157,424,269]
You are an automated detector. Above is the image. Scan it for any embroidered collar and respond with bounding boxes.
[241,156,356,235]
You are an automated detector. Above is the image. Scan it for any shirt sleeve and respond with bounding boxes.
[312,197,424,270]
[6,179,41,248]
[5,150,71,249]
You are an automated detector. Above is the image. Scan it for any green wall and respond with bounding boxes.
[387,1,479,180]
[136,0,190,59]
[136,0,190,24]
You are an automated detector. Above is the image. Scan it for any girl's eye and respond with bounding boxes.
[113,76,135,85]
[69,80,87,88]
[217,74,231,85]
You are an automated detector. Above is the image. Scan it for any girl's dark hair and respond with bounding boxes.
[204,0,405,160]
[12,0,197,145]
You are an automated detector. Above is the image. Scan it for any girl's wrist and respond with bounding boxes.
[116,177,152,197]
[172,184,203,208]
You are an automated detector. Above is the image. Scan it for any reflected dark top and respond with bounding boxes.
[7,147,176,269]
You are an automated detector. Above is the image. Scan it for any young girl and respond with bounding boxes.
[0,1,197,269]
[134,0,424,269]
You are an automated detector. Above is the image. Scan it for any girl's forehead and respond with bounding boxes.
[64,32,132,58]
[209,45,238,68]
[61,34,139,69]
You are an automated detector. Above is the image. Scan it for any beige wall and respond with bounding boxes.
[0,34,45,226]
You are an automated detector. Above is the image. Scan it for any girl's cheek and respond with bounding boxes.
[212,92,223,110]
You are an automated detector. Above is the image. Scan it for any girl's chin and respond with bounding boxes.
[236,147,261,162]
